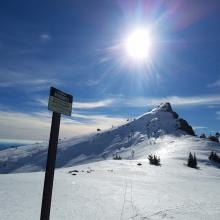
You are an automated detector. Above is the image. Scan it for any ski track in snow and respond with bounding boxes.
[1,155,220,220]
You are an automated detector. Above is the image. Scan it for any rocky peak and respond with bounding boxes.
[156,102,173,112]
[151,102,195,136]
[152,103,178,118]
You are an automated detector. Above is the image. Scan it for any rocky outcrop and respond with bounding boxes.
[178,118,195,136]
[156,103,179,119]
[156,103,195,136]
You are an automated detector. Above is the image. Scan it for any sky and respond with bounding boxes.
[0,0,220,141]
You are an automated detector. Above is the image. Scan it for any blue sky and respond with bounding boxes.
[0,0,220,140]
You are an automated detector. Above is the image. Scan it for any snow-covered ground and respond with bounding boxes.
[0,103,220,219]
[0,135,220,220]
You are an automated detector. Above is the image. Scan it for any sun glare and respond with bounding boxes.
[125,28,152,61]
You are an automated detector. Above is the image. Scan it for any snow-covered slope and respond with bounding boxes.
[0,103,196,173]
[0,136,220,220]
[1,103,220,219]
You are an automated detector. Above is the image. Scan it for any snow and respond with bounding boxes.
[0,103,220,219]
[1,135,220,220]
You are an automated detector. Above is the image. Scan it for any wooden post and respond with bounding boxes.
[40,112,61,220]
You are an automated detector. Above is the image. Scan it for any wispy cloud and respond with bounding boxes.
[0,75,62,92]
[193,126,208,130]
[0,66,64,93]
[0,110,51,140]
[207,105,220,109]
[34,97,114,109]
[73,99,114,109]
[86,78,102,86]
[3,93,220,140]
[0,110,125,140]
[34,94,220,110]
[216,111,220,120]
[0,79,51,88]
[207,79,220,88]
[40,34,51,40]
[122,95,220,108]
[33,98,48,107]
[71,112,125,126]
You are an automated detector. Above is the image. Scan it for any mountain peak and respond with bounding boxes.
[152,102,176,115]
[155,102,173,112]
[149,102,195,136]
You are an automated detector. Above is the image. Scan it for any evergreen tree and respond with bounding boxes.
[148,154,160,165]
[208,135,219,142]
[208,151,220,163]
[113,153,122,160]
[209,151,214,160]
[200,133,206,138]
[148,154,153,164]
[187,152,197,168]
[187,152,194,167]
[193,153,197,168]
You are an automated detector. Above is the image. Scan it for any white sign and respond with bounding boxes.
[48,87,73,116]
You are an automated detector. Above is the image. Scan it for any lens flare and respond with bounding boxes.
[125,28,152,61]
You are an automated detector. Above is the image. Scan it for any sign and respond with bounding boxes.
[40,87,73,220]
[48,87,73,116]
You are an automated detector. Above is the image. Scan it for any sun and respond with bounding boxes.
[125,28,152,61]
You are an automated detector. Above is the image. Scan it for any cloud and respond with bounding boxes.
[0,66,64,93]
[34,97,114,109]
[207,79,220,88]
[192,126,208,130]
[40,34,51,40]
[86,78,102,86]
[207,105,220,109]
[33,98,48,107]
[34,94,220,110]
[122,95,220,108]
[0,79,49,88]
[0,110,51,140]
[73,99,114,109]
[0,110,125,140]
[0,77,62,92]
[71,112,125,126]
[4,93,220,140]
[216,111,220,120]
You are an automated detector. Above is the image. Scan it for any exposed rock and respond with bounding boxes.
[156,103,173,112]
[155,103,194,135]
[172,111,179,119]
[156,103,179,118]
[178,118,195,136]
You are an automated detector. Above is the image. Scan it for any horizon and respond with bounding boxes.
[0,0,220,140]
[0,138,41,144]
